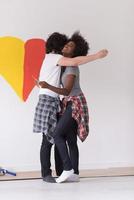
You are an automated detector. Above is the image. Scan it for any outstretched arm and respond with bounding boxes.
[39,74,75,96]
[57,49,108,67]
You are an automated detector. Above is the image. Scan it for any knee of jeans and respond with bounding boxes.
[53,132,63,142]
[68,142,77,148]
[53,127,61,138]
[53,132,58,140]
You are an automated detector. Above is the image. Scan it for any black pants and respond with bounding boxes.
[54,102,79,173]
[40,102,79,177]
[54,126,79,175]
[40,134,53,177]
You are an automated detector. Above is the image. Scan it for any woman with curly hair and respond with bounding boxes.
[39,32,108,183]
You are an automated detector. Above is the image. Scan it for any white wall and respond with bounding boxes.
[0,0,134,171]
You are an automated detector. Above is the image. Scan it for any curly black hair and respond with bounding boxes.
[46,32,68,54]
[69,31,89,57]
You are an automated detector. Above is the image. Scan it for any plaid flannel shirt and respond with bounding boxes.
[61,93,89,142]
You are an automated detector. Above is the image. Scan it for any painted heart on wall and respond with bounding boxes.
[0,37,46,101]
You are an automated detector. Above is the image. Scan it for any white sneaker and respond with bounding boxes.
[56,169,74,183]
[66,174,80,182]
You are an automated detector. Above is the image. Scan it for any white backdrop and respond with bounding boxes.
[0,0,134,171]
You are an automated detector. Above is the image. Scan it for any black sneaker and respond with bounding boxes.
[43,175,56,183]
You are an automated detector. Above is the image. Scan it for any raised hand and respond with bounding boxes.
[97,49,108,59]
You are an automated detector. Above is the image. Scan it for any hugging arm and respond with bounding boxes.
[39,74,75,96]
[57,49,108,67]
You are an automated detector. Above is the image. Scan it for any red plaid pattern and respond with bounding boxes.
[61,93,89,142]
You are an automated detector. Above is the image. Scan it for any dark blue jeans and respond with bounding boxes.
[40,102,79,177]
[54,102,79,174]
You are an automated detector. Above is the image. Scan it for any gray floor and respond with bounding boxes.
[0,176,134,200]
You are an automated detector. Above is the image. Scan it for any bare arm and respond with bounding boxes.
[39,74,75,96]
[57,49,108,67]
